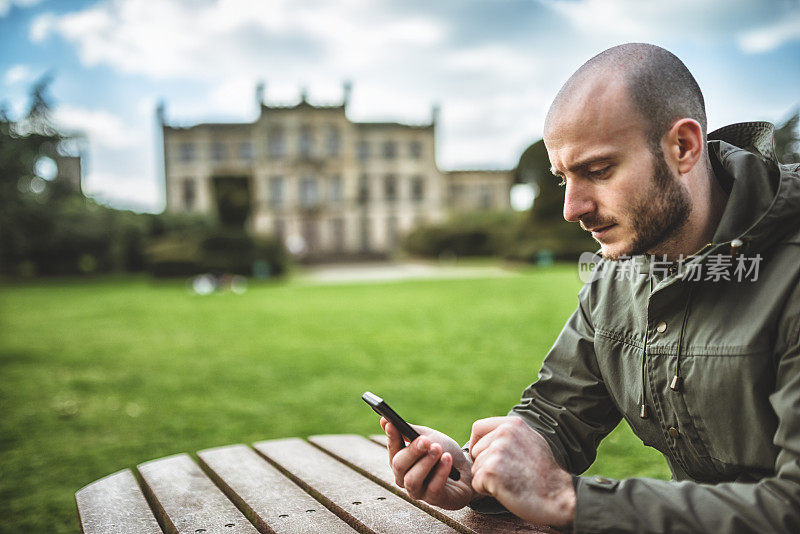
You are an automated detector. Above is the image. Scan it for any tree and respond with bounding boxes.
[512,139,595,260]
[775,110,800,164]
[0,76,144,275]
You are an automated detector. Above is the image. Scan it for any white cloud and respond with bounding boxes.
[444,44,534,79]
[0,0,42,18]
[29,11,55,41]
[3,64,35,85]
[29,0,448,80]
[738,12,800,53]
[206,77,261,119]
[23,0,800,211]
[53,105,140,150]
[543,0,657,40]
[83,171,163,212]
[541,0,800,54]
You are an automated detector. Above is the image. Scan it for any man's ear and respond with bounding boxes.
[663,118,704,175]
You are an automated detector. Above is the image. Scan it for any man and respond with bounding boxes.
[382,43,800,533]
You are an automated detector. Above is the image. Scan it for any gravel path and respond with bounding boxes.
[297,261,517,284]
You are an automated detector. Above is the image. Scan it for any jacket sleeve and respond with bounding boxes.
[569,311,800,534]
[510,283,800,533]
[509,286,622,474]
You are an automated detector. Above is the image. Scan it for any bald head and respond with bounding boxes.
[545,43,707,152]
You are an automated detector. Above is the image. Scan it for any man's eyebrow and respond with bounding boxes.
[550,154,617,177]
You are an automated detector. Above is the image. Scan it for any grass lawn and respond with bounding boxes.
[0,265,669,533]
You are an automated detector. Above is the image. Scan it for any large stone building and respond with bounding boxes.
[160,84,513,259]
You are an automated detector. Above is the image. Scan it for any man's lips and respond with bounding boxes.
[589,224,615,237]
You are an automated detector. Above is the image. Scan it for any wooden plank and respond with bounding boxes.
[138,453,259,534]
[313,434,555,534]
[197,444,357,534]
[76,468,163,534]
[368,434,388,447]
[254,438,460,534]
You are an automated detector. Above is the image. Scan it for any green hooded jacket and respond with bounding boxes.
[510,122,800,533]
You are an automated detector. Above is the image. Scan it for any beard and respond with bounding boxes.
[626,148,692,257]
[583,147,691,260]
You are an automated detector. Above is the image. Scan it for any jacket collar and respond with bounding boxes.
[704,122,800,256]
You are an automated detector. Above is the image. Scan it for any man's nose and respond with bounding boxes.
[562,180,595,222]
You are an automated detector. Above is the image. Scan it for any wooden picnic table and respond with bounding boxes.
[76,434,556,533]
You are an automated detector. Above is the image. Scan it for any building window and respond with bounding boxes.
[299,175,319,207]
[383,141,396,159]
[411,175,424,202]
[238,141,253,162]
[182,177,196,210]
[326,125,341,157]
[450,184,464,204]
[357,140,370,162]
[268,127,285,158]
[179,142,195,162]
[409,141,422,159]
[299,125,314,159]
[331,218,345,252]
[384,174,397,202]
[358,174,369,205]
[387,215,398,248]
[329,174,343,204]
[210,141,226,162]
[360,215,370,252]
[274,218,285,241]
[269,176,284,207]
[302,219,318,252]
[479,184,492,208]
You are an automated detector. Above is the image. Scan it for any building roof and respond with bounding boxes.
[354,121,433,130]
[446,169,513,175]
[261,101,345,112]
[164,122,253,132]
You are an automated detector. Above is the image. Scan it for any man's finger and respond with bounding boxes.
[470,425,502,461]
[391,435,430,487]
[422,451,453,501]
[384,421,406,461]
[403,441,443,499]
[469,417,509,456]
[471,462,493,496]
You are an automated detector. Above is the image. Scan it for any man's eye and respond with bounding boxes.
[587,166,610,178]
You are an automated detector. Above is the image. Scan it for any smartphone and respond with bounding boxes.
[362,391,460,481]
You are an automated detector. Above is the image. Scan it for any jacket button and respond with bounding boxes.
[656,321,667,333]
[668,426,680,439]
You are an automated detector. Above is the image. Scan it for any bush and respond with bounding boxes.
[505,225,597,263]
[145,228,288,278]
[404,212,520,259]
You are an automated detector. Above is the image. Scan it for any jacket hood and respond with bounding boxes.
[706,121,800,256]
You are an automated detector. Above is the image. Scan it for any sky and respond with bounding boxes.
[1,0,799,213]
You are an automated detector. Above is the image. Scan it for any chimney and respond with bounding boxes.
[342,80,352,108]
[155,100,166,126]
[255,81,265,107]
[431,103,441,126]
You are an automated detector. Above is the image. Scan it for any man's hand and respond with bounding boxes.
[381,417,476,510]
[469,416,576,528]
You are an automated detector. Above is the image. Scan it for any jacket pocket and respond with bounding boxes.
[679,351,778,470]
